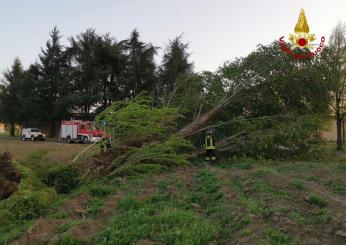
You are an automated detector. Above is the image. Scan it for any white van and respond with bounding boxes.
[21,128,46,141]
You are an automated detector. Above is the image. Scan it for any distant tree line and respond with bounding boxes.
[0,27,193,136]
[1,23,346,153]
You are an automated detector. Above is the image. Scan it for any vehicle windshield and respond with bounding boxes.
[30,128,41,132]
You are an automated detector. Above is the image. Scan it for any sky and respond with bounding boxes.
[1,0,346,76]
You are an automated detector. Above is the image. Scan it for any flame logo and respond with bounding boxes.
[289,9,316,50]
[294,9,309,33]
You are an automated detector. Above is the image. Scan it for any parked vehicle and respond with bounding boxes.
[21,128,46,141]
[60,120,105,144]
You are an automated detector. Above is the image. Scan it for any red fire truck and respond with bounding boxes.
[60,120,105,144]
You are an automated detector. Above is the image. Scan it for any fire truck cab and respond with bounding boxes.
[60,120,104,144]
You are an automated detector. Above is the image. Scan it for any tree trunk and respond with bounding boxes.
[49,121,56,138]
[179,94,234,137]
[337,118,343,151]
[10,122,15,137]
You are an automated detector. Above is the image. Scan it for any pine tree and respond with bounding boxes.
[159,35,193,93]
[121,30,157,98]
[37,26,70,137]
[0,58,25,136]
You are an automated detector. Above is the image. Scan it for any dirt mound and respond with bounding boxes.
[0,152,20,200]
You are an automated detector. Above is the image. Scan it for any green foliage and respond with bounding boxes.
[96,180,219,245]
[88,184,112,198]
[264,228,299,245]
[96,204,217,245]
[52,234,88,245]
[115,164,162,177]
[96,95,183,146]
[112,136,193,175]
[159,35,193,93]
[290,179,305,190]
[86,198,104,216]
[223,114,324,159]
[0,162,56,244]
[0,162,56,221]
[42,166,80,194]
[307,194,327,208]
[94,95,193,176]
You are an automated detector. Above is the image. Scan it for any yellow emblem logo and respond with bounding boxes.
[288,9,316,50]
[279,9,325,59]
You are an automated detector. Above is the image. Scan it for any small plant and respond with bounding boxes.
[48,210,68,219]
[311,208,332,224]
[290,179,304,190]
[307,194,327,208]
[56,220,85,234]
[86,198,104,216]
[89,184,112,198]
[239,162,252,170]
[42,166,79,194]
[9,193,47,220]
[52,234,88,245]
[264,228,298,245]
[290,210,307,225]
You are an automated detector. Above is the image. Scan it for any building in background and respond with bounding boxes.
[320,119,345,142]
[0,123,5,133]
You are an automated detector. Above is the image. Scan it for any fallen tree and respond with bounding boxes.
[79,94,193,177]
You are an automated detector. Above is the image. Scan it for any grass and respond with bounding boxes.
[307,193,327,208]
[56,220,85,234]
[264,228,299,245]
[86,198,104,217]
[94,169,253,244]
[290,179,305,190]
[0,162,57,244]
[2,148,346,244]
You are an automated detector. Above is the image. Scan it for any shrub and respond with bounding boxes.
[264,228,299,245]
[0,162,56,222]
[223,115,324,160]
[88,184,112,198]
[42,166,79,194]
[86,198,104,216]
[9,193,47,220]
[290,179,304,190]
[307,194,327,208]
[115,164,162,177]
[52,235,88,245]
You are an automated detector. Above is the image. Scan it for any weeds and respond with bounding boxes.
[290,179,305,190]
[264,228,299,245]
[86,198,104,216]
[307,194,327,208]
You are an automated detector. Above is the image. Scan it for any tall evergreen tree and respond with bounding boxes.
[0,58,25,136]
[68,29,126,117]
[121,30,157,97]
[37,26,70,136]
[159,35,193,93]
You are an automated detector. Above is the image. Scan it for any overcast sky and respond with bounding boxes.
[1,0,346,76]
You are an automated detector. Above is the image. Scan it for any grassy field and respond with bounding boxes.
[0,138,86,164]
[1,141,346,244]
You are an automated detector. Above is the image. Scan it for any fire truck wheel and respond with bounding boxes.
[21,135,26,141]
[31,136,35,142]
[67,136,72,144]
[83,136,90,144]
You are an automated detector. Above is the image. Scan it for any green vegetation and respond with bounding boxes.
[0,162,56,244]
[264,228,299,245]
[307,193,327,208]
[42,166,80,194]
[290,179,305,190]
